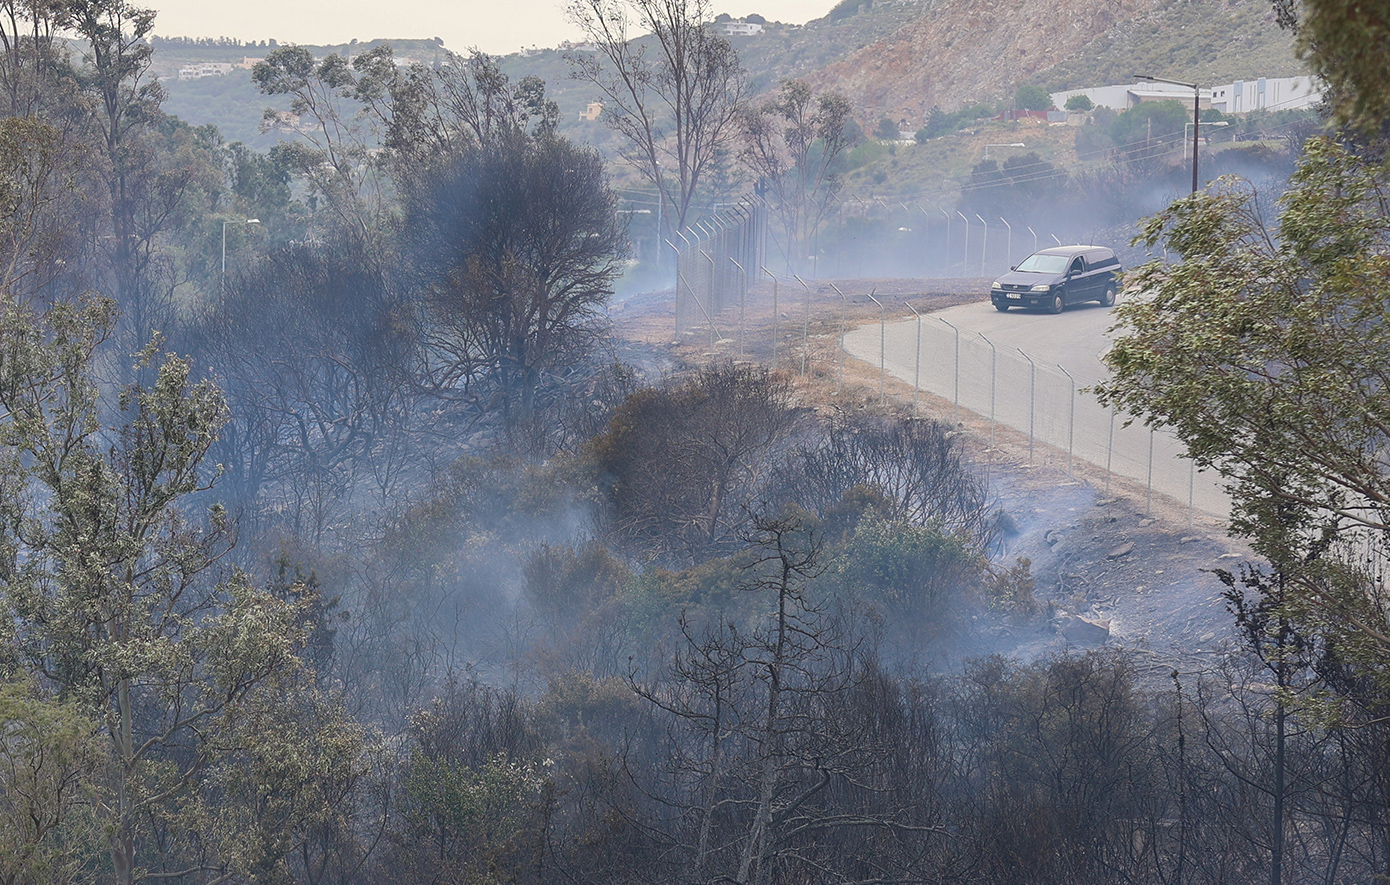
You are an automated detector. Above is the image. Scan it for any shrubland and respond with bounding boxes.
[0,0,1382,882]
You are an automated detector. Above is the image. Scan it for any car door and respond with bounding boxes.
[1064,255,1086,304]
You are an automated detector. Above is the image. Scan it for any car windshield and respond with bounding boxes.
[1014,253,1071,274]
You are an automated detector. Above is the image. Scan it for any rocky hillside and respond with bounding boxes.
[794,0,1301,127]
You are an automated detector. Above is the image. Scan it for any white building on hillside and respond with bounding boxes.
[720,20,764,36]
[1051,76,1320,115]
[178,62,234,80]
[1210,76,1320,113]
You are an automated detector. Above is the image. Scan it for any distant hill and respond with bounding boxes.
[795,0,1302,128]
[152,0,1304,151]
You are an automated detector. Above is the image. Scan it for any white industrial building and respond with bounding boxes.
[1051,76,1320,115]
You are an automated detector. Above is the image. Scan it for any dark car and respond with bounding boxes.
[990,245,1121,313]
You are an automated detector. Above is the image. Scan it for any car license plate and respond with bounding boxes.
[1007,293,1021,300]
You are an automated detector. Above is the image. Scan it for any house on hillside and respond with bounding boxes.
[579,101,604,122]
[719,20,764,36]
[178,62,234,80]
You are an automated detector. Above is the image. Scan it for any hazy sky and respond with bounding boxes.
[149,0,837,55]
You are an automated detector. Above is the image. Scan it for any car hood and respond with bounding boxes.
[994,269,1064,287]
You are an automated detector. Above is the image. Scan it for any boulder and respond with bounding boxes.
[1057,613,1110,645]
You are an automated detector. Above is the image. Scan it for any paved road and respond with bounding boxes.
[844,297,1230,519]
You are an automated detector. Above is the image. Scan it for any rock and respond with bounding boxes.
[1138,517,1156,527]
[1106,541,1134,559]
[1057,613,1111,645]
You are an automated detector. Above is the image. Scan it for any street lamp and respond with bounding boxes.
[1133,74,1203,194]
[1186,119,1229,143]
[221,218,260,288]
[983,142,1025,160]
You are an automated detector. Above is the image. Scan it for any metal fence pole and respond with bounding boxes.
[939,316,961,424]
[1106,407,1116,495]
[867,290,885,404]
[830,283,848,391]
[1000,217,1012,267]
[1188,458,1195,528]
[940,208,951,275]
[794,274,811,376]
[763,267,778,371]
[957,211,970,275]
[1146,427,1155,515]
[701,249,717,347]
[729,257,747,358]
[905,302,922,413]
[1017,347,1035,465]
[976,214,988,277]
[1058,363,1076,476]
[979,331,996,452]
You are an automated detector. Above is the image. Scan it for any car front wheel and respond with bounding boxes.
[1049,294,1064,314]
[1100,284,1116,307]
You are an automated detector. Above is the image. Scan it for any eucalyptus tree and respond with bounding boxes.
[567,0,749,236]
[740,80,852,273]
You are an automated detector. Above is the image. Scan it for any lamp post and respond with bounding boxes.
[984,142,1026,160]
[1186,119,1229,144]
[221,218,259,289]
[1134,73,1203,194]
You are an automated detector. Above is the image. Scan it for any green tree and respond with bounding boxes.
[1014,84,1053,111]
[0,295,319,883]
[1274,0,1390,130]
[1064,93,1094,112]
[1096,137,1390,688]
[0,680,106,883]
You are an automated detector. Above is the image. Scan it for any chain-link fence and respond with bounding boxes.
[846,316,1230,521]
[672,201,767,338]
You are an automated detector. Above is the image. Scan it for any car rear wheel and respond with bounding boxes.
[995,302,1009,312]
[1049,294,1064,314]
[1100,284,1116,307]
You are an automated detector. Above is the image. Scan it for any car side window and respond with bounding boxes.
[1070,257,1084,275]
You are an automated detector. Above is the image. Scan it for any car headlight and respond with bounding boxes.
[1030,284,1052,292]
[991,282,1002,290]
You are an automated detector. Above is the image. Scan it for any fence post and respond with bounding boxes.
[729,257,747,358]
[829,283,848,392]
[939,316,961,424]
[1000,217,1012,267]
[976,214,988,277]
[794,274,812,377]
[1188,458,1195,528]
[905,302,922,413]
[1146,427,1155,515]
[957,211,970,275]
[978,331,996,452]
[867,290,885,404]
[1017,347,1035,465]
[762,267,778,370]
[940,208,951,275]
[701,249,717,347]
[1106,407,1116,495]
[1058,363,1075,476]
